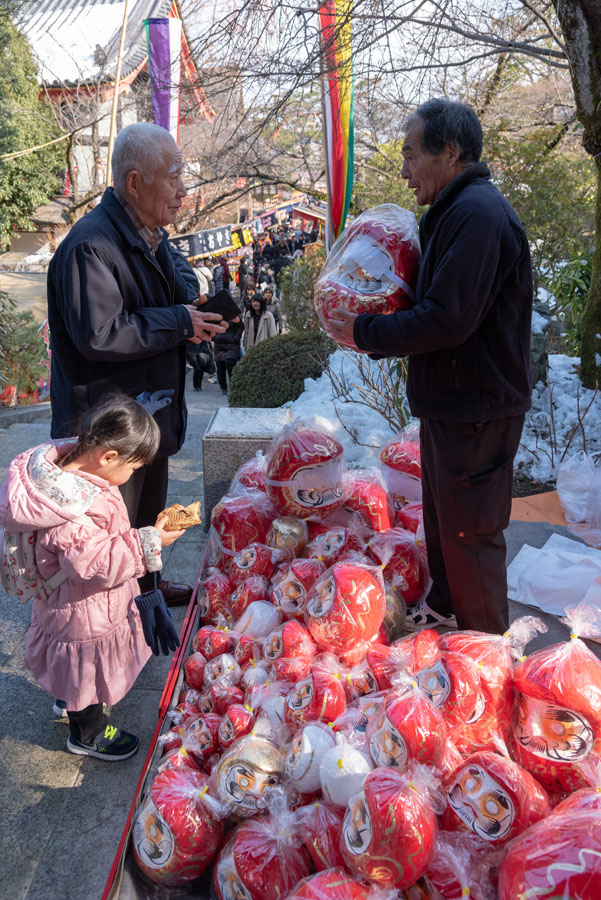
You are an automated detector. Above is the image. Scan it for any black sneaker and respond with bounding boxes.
[53,699,68,718]
[66,724,140,761]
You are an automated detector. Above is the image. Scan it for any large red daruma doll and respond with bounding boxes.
[314,204,420,350]
[132,768,224,886]
[441,751,550,846]
[499,806,601,900]
[265,421,345,520]
[511,631,601,793]
[341,767,437,889]
[212,816,312,900]
[368,528,429,608]
[305,561,386,665]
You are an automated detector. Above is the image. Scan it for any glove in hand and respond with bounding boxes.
[135,389,174,415]
[135,589,181,656]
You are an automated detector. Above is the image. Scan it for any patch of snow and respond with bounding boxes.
[285,350,601,487]
[531,310,548,335]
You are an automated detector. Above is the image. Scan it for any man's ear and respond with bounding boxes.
[446,141,462,168]
[125,169,142,200]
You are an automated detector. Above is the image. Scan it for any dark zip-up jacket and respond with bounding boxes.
[47,188,194,456]
[353,163,533,422]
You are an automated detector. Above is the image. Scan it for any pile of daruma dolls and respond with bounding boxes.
[131,419,601,900]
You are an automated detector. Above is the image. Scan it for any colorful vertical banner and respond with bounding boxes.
[144,17,183,140]
[319,0,354,251]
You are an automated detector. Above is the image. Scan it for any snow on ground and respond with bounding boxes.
[285,349,601,485]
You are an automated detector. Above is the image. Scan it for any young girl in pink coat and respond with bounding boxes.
[0,395,184,761]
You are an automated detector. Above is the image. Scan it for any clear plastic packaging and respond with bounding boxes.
[270,558,327,620]
[265,420,345,521]
[262,619,317,682]
[229,541,286,586]
[427,830,500,900]
[211,489,275,557]
[267,516,310,560]
[510,602,601,792]
[132,768,225,885]
[368,528,430,607]
[284,656,348,728]
[230,574,270,620]
[379,426,422,509]
[230,451,267,495]
[304,525,364,567]
[294,802,347,872]
[198,568,232,623]
[319,732,374,807]
[305,560,386,665]
[342,469,394,533]
[441,750,550,846]
[284,722,337,793]
[314,203,421,350]
[213,733,285,818]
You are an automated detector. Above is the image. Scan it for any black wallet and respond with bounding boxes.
[196,289,241,321]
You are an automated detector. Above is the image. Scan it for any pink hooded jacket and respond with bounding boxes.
[0,441,163,709]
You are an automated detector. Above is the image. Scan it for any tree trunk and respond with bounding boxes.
[552,0,601,387]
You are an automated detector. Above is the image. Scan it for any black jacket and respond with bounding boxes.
[354,163,532,422]
[213,318,244,362]
[47,188,194,456]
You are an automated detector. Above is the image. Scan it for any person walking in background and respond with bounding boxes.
[263,287,282,333]
[243,294,277,352]
[213,315,244,394]
[194,260,214,297]
[240,281,263,313]
[46,121,226,608]
[237,256,250,295]
[0,395,184,760]
[186,340,215,391]
[213,256,231,294]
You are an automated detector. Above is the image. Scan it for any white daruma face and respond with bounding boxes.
[517,693,595,763]
[343,790,373,856]
[448,764,515,842]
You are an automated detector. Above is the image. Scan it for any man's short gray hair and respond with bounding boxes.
[411,98,482,164]
[111,123,176,193]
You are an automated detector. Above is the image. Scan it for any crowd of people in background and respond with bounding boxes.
[186,221,320,395]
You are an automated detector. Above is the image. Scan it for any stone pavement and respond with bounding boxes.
[0,375,593,899]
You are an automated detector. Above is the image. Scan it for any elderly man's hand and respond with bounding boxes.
[185,307,228,342]
[327,308,360,347]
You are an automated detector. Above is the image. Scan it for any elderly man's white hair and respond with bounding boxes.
[111,122,177,194]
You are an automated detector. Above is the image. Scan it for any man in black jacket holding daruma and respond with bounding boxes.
[329,98,532,635]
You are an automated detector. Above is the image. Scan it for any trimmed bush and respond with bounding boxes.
[279,248,326,333]
[228,331,336,408]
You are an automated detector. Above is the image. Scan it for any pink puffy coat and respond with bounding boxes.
[0,441,162,709]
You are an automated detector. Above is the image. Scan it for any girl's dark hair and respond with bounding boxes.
[62,393,160,466]
[250,295,267,316]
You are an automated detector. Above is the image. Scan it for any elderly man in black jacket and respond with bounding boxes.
[47,122,227,605]
[329,99,532,634]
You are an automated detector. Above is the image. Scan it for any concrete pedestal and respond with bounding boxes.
[202,407,293,529]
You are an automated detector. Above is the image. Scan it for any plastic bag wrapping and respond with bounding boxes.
[557,450,601,547]
[365,679,448,772]
[340,762,442,889]
[211,489,275,558]
[131,768,226,886]
[218,702,256,750]
[182,651,207,691]
[265,420,346,520]
[198,683,245,716]
[229,542,286,586]
[426,831,500,900]
[270,558,327,620]
[267,516,310,560]
[379,425,422,508]
[284,655,348,727]
[319,731,374,807]
[511,603,601,792]
[231,600,283,640]
[382,582,407,641]
[313,203,420,350]
[293,800,346,871]
[284,866,383,899]
[192,624,233,660]
[304,525,365,567]
[203,653,241,689]
[304,560,386,665]
[342,469,394,533]
[332,693,389,750]
[211,792,312,900]
[498,806,601,900]
[229,574,268,619]
[198,568,232,623]
[246,679,293,735]
[368,528,430,607]
[284,722,337,793]
[441,750,551,847]
[213,732,285,818]
[241,659,270,689]
[181,713,222,768]
[261,619,317,682]
[230,451,267,495]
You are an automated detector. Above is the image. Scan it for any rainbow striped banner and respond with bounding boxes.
[144,17,183,141]
[319,0,354,250]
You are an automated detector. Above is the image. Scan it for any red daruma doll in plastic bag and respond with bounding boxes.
[314,203,420,350]
[341,762,440,890]
[132,768,224,886]
[379,425,422,509]
[265,420,345,520]
[511,603,601,793]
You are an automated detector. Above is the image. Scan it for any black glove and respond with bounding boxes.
[135,589,181,657]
